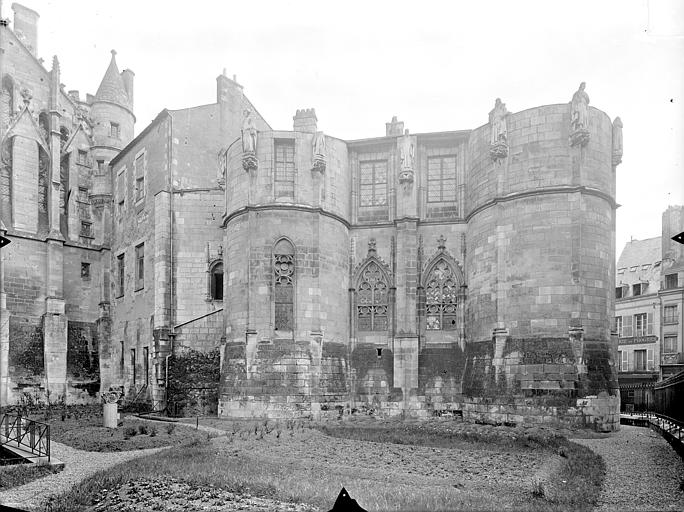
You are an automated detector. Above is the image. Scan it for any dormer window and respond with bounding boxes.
[633,283,644,296]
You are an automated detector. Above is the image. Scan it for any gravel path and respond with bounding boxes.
[0,442,167,511]
[571,425,684,512]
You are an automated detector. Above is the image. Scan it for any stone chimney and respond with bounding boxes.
[293,108,317,134]
[121,69,135,109]
[385,116,404,136]
[68,90,80,102]
[12,3,39,57]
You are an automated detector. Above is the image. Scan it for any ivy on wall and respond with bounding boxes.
[167,348,220,417]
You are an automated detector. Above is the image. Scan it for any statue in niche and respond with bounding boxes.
[570,82,591,147]
[489,98,509,161]
[312,131,326,172]
[612,116,623,167]
[398,129,414,186]
[217,149,227,188]
[241,109,258,154]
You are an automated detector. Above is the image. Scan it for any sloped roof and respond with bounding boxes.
[95,50,130,108]
[616,236,662,287]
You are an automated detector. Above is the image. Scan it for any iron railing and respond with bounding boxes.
[0,414,50,462]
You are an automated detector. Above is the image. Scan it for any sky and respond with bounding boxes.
[9,0,684,259]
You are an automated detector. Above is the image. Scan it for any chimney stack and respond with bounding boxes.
[11,3,39,57]
[293,108,317,134]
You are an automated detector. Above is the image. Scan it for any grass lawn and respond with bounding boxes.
[45,417,606,512]
[0,463,62,491]
[36,413,213,452]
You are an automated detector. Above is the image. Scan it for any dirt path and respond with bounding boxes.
[0,442,166,511]
[571,425,684,512]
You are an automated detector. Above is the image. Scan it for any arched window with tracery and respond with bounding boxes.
[209,261,223,301]
[273,239,295,332]
[357,261,389,331]
[425,259,459,330]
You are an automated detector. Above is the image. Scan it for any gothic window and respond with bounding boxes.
[210,262,223,301]
[357,261,389,331]
[425,259,459,330]
[274,239,295,331]
[1,138,12,224]
[274,141,295,199]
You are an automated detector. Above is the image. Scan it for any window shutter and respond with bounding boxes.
[647,349,654,371]
[621,350,628,371]
[647,312,653,335]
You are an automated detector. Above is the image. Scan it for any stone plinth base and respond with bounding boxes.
[103,403,118,428]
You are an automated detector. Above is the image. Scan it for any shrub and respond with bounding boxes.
[123,426,137,438]
[165,423,176,435]
[148,425,157,437]
[138,424,148,435]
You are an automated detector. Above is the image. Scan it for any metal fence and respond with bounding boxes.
[0,414,50,462]
[654,370,684,423]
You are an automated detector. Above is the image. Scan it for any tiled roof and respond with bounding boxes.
[95,50,130,108]
[616,237,661,287]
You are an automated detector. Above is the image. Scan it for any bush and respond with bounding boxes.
[123,426,137,438]
[166,423,176,435]
[148,425,157,437]
[138,424,148,435]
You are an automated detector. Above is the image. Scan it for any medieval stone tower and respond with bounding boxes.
[219,93,622,430]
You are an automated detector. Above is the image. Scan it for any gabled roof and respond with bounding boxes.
[95,50,131,108]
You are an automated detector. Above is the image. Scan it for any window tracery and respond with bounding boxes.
[357,261,389,331]
[274,239,295,331]
[425,259,459,330]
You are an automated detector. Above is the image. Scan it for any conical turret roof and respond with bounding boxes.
[95,50,131,108]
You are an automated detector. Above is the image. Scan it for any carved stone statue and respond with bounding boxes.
[571,82,590,132]
[312,131,326,172]
[612,116,623,166]
[241,110,258,171]
[489,98,508,145]
[241,109,258,154]
[399,130,414,171]
[489,98,509,161]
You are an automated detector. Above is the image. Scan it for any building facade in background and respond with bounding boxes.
[615,205,684,411]
[1,3,626,429]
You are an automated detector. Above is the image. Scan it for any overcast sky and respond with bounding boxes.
[13,0,684,259]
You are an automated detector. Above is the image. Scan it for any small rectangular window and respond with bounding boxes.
[632,283,643,296]
[665,273,679,289]
[81,262,91,279]
[80,221,92,238]
[120,340,125,376]
[135,243,144,290]
[117,253,125,297]
[664,305,678,324]
[143,347,149,385]
[663,336,678,354]
[77,149,88,165]
[97,159,105,172]
[78,187,89,203]
[111,122,120,138]
[135,154,145,202]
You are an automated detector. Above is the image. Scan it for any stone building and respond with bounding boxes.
[1,3,624,430]
[615,206,684,411]
[0,4,133,404]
